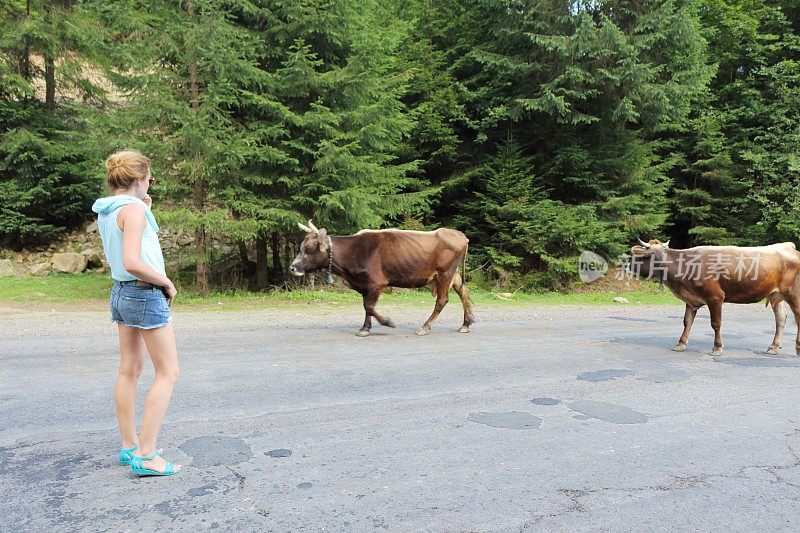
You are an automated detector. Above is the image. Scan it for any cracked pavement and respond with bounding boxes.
[2,301,800,531]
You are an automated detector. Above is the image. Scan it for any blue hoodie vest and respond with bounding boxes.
[91,195,166,281]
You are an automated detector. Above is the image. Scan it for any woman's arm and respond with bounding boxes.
[119,204,177,304]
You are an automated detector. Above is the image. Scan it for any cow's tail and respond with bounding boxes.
[462,243,468,284]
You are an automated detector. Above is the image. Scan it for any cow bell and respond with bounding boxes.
[326,272,334,285]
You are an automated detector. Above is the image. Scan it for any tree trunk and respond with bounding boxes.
[187,0,209,294]
[193,157,209,295]
[271,231,281,284]
[283,235,294,283]
[237,240,249,264]
[44,53,56,110]
[21,0,31,82]
[255,233,268,291]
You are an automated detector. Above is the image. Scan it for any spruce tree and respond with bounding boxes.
[94,0,269,292]
[229,0,425,283]
[94,0,424,289]
[428,0,712,286]
[700,0,800,245]
[0,0,105,249]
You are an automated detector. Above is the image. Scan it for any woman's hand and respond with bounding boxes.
[142,194,153,209]
[164,281,177,307]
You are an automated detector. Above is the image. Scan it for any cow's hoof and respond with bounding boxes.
[765,346,780,355]
[383,320,396,328]
[458,326,470,333]
[710,348,724,356]
[356,330,370,337]
[416,327,431,336]
[672,344,686,352]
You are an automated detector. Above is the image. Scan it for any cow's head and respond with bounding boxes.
[629,238,670,278]
[289,220,329,276]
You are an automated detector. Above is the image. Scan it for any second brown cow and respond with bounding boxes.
[631,239,800,356]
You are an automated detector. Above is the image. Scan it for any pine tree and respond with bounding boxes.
[94,0,425,290]
[228,0,426,284]
[393,0,464,228]
[668,105,741,246]
[428,0,712,286]
[0,0,106,249]
[452,136,620,288]
[94,0,270,292]
[672,0,800,247]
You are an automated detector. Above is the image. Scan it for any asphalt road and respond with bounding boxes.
[2,300,800,531]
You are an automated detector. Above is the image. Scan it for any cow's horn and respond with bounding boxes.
[308,219,319,233]
[637,237,651,248]
[297,222,312,233]
[664,239,670,247]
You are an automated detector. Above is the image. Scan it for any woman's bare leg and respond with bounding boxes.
[116,324,146,449]
[136,322,181,472]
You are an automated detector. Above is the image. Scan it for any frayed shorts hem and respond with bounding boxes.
[111,316,172,330]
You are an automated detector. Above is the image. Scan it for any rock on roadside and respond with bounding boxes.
[52,253,88,274]
[28,263,52,277]
[0,259,19,277]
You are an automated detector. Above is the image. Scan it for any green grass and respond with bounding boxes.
[0,272,683,309]
[0,273,115,303]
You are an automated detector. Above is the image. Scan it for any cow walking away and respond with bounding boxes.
[290,220,475,337]
[631,239,800,356]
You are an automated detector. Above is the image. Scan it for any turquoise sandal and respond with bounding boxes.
[130,451,179,477]
[119,444,138,466]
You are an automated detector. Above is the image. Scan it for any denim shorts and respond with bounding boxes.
[110,280,172,329]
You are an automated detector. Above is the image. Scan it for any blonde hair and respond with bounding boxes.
[105,150,151,190]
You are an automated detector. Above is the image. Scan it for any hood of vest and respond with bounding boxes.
[91,195,159,233]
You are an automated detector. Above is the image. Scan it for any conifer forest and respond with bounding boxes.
[1,0,799,291]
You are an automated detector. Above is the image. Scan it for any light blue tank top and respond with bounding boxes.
[92,195,166,281]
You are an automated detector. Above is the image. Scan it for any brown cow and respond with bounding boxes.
[289,220,475,337]
[630,239,800,355]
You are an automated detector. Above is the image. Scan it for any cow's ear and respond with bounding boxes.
[318,228,329,251]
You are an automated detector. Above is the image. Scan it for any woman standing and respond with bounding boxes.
[92,149,181,476]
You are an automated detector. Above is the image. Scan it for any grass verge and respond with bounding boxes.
[0,272,683,309]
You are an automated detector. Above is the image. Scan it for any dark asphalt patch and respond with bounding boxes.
[187,485,216,497]
[266,449,292,458]
[180,436,253,468]
[531,397,561,406]
[568,400,649,424]
[467,411,542,430]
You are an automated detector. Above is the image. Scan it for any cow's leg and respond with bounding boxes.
[417,273,452,336]
[451,272,474,333]
[357,287,395,337]
[673,303,699,352]
[785,296,800,356]
[708,299,724,355]
[357,290,373,337]
[765,293,787,354]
